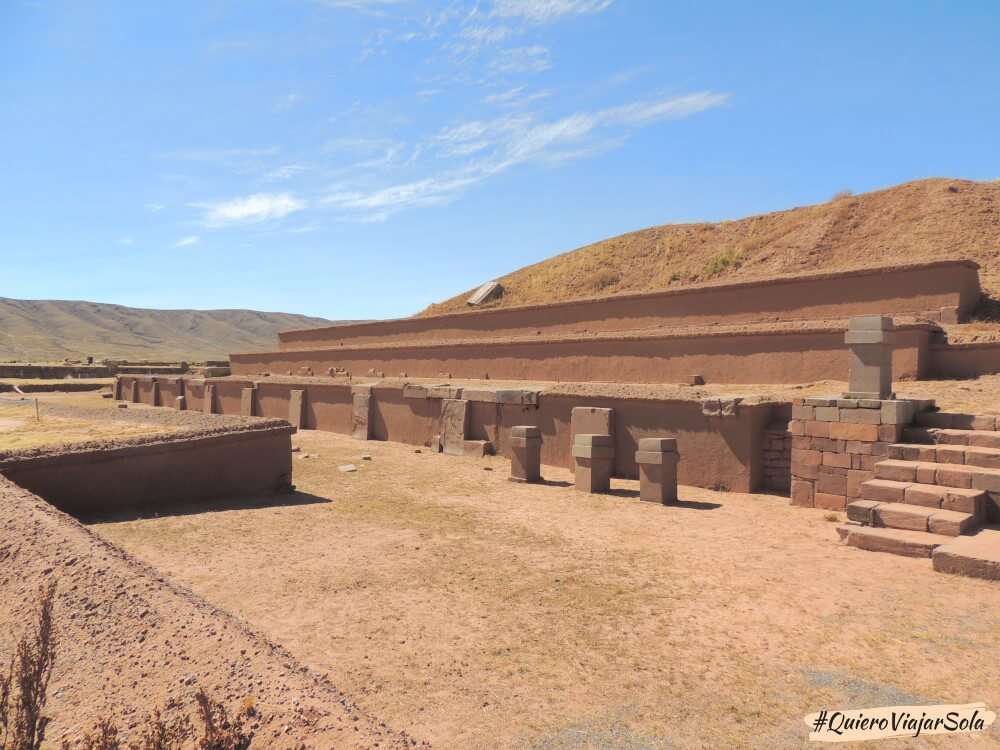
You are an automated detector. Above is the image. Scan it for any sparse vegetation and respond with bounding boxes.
[1,585,253,750]
[583,268,621,292]
[832,188,853,200]
[701,248,743,278]
[0,582,56,750]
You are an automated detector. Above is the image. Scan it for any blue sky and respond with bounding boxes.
[2,1,998,320]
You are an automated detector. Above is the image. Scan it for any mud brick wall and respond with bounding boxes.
[762,422,791,493]
[789,397,920,511]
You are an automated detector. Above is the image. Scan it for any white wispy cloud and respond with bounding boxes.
[483,85,551,106]
[264,163,311,181]
[314,0,405,14]
[325,90,729,219]
[491,45,551,74]
[175,235,200,247]
[192,193,306,227]
[491,0,614,23]
[145,203,165,212]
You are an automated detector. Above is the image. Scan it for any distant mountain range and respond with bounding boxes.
[0,298,337,362]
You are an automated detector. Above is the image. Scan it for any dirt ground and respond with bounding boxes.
[90,429,1000,749]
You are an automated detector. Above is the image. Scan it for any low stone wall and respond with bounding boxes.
[0,363,113,378]
[277,260,980,350]
[231,324,934,385]
[118,376,783,493]
[0,422,294,515]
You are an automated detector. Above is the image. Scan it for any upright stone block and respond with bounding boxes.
[129,380,139,404]
[351,387,373,440]
[240,387,256,417]
[571,406,615,473]
[175,395,187,411]
[289,389,306,429]
[112,378,122,400]
[203,384,216,414]
[440,398,469,456]
[844,315,894,399]
[635,437,679,504]
[509,425,542,483]
[572,434,613,493]
[151,380,161,407]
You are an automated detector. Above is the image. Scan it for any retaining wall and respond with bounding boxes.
[118,376,782,493]
[232,325,935,385]
[928,341,1000,379]
[277,260,980,350]
[0,423,294,515]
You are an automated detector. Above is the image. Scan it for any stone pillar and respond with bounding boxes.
[844,315,894,399]
[130,380,139,404]
[240,386,256,417]
[203,384,216,414]
[175,395,187,411]
[151,380,161,407]
[289,389,306,429]
[635,437,679,504]
[351,386,373,440]
[571,406,615,474]
[509,425,542,483]
[440,398,469,456]
[112,378,122,400]
[572,434,613,493]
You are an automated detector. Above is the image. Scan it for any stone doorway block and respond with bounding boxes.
[352,387,373,440]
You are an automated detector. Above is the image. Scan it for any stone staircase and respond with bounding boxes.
[838,410,1000,559]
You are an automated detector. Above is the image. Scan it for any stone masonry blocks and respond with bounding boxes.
[572,434,612,493]
[789,395,927,513]
[571,406,614,473]
[635,437,678,504]
[440,398,469,456]
[509,425,542,483]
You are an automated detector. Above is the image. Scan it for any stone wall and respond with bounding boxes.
[789,397,928,511]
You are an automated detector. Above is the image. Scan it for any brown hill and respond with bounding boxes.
[421,178,1000,316]
[0,298,336,362]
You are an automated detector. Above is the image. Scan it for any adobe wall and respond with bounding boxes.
[0,424,294,516]
[277,260,980,350]
[231,325,934,385]
[928,341,1000,379]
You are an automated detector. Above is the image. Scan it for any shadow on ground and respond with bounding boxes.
[78,489,330,524]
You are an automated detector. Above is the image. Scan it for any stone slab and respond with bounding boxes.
[932,529,1000,580]
[838,524,948,558]
[440,398,469,456]
[289,389,305,429]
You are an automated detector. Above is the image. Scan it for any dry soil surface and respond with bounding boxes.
[91,430,1000,749]
[0,475,420,749]
[422,178,1000,316]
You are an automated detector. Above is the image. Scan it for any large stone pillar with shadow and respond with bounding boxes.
[844,315,894,400]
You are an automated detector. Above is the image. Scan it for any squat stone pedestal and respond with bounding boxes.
[572,434,613,493]
[844,315,894,400]
[509,425,542,483]
[635,437,679,504]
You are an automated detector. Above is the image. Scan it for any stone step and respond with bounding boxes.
[933,529,1000,581]
[873,459,1000,493]
[860,479,986,514]
[846,500,978,536]
[837,523,952,558]
[914,411,998,431]
[888,443,1000,469]
[903,426,1000,449]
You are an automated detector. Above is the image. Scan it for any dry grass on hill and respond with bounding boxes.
[422,178,1000,316]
